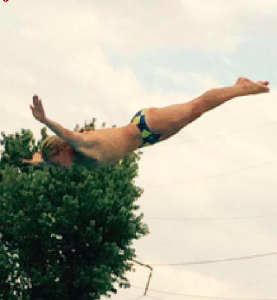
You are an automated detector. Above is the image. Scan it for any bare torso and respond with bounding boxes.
[74,124,143,170]
[29,79,270,171]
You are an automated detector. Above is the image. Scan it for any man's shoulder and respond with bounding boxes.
[74,130,98,147]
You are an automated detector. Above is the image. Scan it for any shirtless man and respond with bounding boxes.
[23,77,270,171]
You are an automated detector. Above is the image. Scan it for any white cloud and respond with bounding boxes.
[87,0,241,54]
[156,68,220,92]
[111,265,234,300]
[1,1,277,299]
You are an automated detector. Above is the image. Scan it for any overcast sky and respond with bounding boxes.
[1,1,277,300]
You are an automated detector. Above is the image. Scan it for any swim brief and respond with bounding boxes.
[131,109,162,148]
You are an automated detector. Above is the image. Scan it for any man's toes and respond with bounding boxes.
[257,81,269,87]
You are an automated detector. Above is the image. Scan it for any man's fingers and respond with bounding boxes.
[32,95,44,111]
[30,101,43,111]
[22,159,32,164]
[33,95,39,105]
[22,159,41,165]
[33,95,43,108]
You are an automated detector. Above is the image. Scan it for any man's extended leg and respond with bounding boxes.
[146,77,270,141]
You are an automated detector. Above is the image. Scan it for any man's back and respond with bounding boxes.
[75,124,142,167]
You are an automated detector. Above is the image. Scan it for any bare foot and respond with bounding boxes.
[235,77,270,95]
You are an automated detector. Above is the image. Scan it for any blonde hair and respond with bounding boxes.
[41,135,68,162]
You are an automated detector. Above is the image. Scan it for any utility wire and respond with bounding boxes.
[144,159,277,189]
[145,213,276,221]
[131,260,153,295]
[132,286,277,300]
[156,119,277,149]
[150,251,277,267]
[215,272,277,299]
[130,122,277,300]
[145,292,277,300]
[132,296,145,300]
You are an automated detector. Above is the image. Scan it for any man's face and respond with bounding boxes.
[48,152,74,169]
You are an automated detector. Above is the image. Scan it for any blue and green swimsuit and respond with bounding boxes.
[131,109,162,148]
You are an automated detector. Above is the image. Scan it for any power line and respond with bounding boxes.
[145,292,277,300]
[144,159,277,189]
[134,121,277,300]
[156,119,277,149]
[132,286,277,300]
[215,272,277,299]
[145,213,277,222]
[145,295,168,300]
[131,296,145,300]
[150,251,277,267]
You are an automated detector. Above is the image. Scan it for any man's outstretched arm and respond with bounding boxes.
[22,152,44,165]
[43,117,85,148]
[30,95,86,149]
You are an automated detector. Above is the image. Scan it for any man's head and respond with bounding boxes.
[41,136,75,169]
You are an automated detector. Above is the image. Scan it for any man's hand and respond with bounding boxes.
[29,94,89,149]
[22,152,44,166]
[30,95,46,123]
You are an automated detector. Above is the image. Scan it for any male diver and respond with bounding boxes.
[23,77,270,171]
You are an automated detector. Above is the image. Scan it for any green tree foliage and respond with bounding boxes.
[0,120,149,300]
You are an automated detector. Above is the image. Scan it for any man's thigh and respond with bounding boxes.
[145,103,197,135]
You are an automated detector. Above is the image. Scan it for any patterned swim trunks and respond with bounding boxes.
[130,109,162,148]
